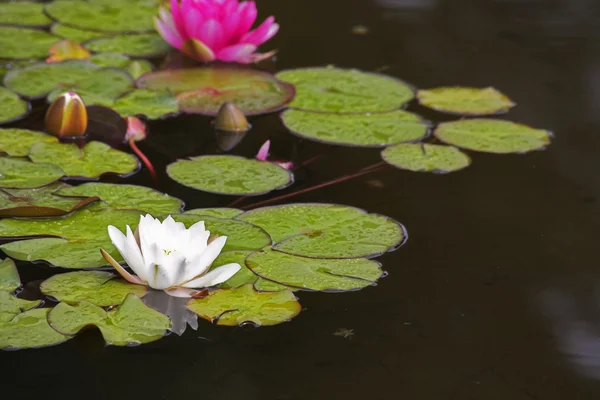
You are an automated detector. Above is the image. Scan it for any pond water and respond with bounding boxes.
[4,0,600,398]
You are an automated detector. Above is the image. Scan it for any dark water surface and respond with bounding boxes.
[5,0,600,398]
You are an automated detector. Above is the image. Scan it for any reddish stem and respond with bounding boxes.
[129,139,158,186]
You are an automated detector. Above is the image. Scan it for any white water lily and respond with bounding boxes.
[101,214,241,298]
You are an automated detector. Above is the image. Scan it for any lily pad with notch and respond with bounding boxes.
[0,258,42,322]
[0,87,30,125]
[381,143,471,173]
[0,308,70,350]
[417,86,515,116]
[0,157,64,189]
[110,89,179,119]
[85,33,170,58]
[0,26,61,60]
[0,258,20,292]
[212,250,290,291]
[0,128,58,157]
[0,2,53,28]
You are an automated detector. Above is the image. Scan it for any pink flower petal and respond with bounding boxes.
[183,6,205,40]
[232,1,257,42]
[154,16,184,49]
[170,0,187,39]
[220,11,241,45]
[239,49,278,64]
[216,43,257,62]
[197,19,225,51]
[256,140,270,161]
[240,16,278,45]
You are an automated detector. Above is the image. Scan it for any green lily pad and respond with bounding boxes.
[46,68,134,105]
[276,67,414,113]
[246,249,383,291]
[50,23,108,42]
[40,271,147,306]
[434,119,552,154]
[238,204,405,259]
[167,155,293,196]
[0,258,20,292]
[45,0,157,33]
[0,60,37,81]
[0,157,64,189]
[48,294,171,346]
[381,143,471,173]
[0,208,143,269]
[0,87,30,124]
[0,2,52,27]
[187,284,301,326]
[212,251,289,291]
[55,182,183,214]
[29,141,139,179]
[417,87,515,115]
[88,52,129,68]
[281,109,428,147]
[0,128,58,157]
[136,67,296,116]
[0,26,60,60]
[184,208,244,219]
[0,182,98,217]
[124,60,153,80]
[85,33,170,58]
[0,308,70,350]
[110,89,179,119]
[0,291,41,322]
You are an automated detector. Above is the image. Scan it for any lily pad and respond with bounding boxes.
[0,308,70,350]
[0,87,30,124]
[281,109,428,147]
[213,251,289,291]
[0,2,53,27]
[417,87,515,115]
[0,60,37,81]
[381,143,471,173]
[48,294,171,346]
[29,141,139,179]
[55,182,183,214]
[136,67,296,116]
[0,258,20,292]
[167,155,293,196]
[0,291,41,322]
[246,249,383,291]
[0,157,64,189]
[276,67,414,113]
[187,284,301,326]
[434,119,552,154]
[0,182,98,217]
[0,26,60,60]
[238,204,405,259]
[85,33,170,58]
[0,128,58,157]
[184,208,244,219]
[110,89,179,119]
[45,0,157,33]
[50,23,108,42]
[40,271,147,306]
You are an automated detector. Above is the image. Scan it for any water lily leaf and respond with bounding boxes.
[55,182,183,214]
[187,284,301,326]
[0,182,98,217]
[40,271,147,306]
[434,119,552,154]
[110,89,179,119]
[85,33,170,58]
[0,87,30,125]
[124,60,153,80]
[0,291,41,322]
[417,87,515,115]
[88,52,129,68]
[0,128,58,157]
[237,204,405,259]
[212,251,289,291]
[0,258,20,292]
[0,308,70,350]
[29,141,139,179]
[246,249,383,291]
[0,26,60,60]
[0,60,37,81]
[136,67,295,116]
[0,208,143,269]
[0,2,53,27]
[50,23,107,42]
[184,208,244,219]
[281,109,428,147]
[167,155,293,196]
[381,143,471,173]
[45,0,157,33]
[48,294,171,346]
[46,68,134,105]
[276,67,414,113]
[0,157,64,189]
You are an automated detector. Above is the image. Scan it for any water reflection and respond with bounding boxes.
[142,290,198,336]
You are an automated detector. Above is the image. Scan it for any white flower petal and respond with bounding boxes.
[164,287,201,298]
[124,226,148,280]
[180,236,228,283]
[183,263,241,288]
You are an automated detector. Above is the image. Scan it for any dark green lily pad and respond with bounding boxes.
[0,128,58,157]
[276,67,414,113]
[381,143,471,173]
[0,87,30,124]
[246,249,383,291]
[136,67,296,116]
[187,284,301,326]
[0,208,143,269]
[29,141,139,179]
[0,2,51,27]
[41,271,147,306]
[55,182,183,214]
[0,157,64,189]
[0,258,20,292]
[85,33,170,58]
[417,87,515,115]
[110,89,179,119]
[50,23,108,42]
[238,204,405,259]
[48,294,171,346]
[167,155,293,196]
[87,54,153,79]
[0,308,70,350]
[184,208,244,219]
[0,26,60,60]
[0,182,98,217]
[281,109,428,147]
[212,251,289,291]
[434,119,552,154]
[45,0,157,33]
[0,291,41,322]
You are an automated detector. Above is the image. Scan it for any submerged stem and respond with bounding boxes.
[129,139,158,187]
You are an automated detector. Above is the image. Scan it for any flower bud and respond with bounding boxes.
[125,116,147,142]
[214,102,249,132]
[45,92,88,138]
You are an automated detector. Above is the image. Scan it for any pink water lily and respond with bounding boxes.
[155,0,279,64]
